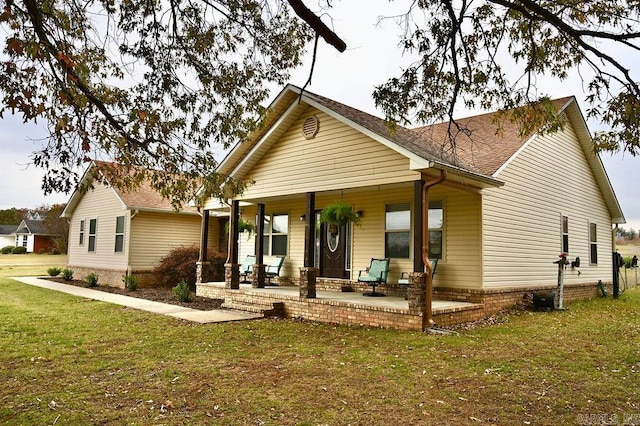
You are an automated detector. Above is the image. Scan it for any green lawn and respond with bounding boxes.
[0,254,67,277]
[1,277,639,425]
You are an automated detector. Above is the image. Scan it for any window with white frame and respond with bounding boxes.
[262,214,288,256]
[385,203,410,258]
[79,219,85,245]
[21,235,27,247]
[428,200,444,259]
[88,218,97,252]
[561,215,569,253]
[589,222,598,264]
[115,216,125,253]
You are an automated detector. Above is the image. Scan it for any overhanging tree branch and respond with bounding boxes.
[286,0,346,52]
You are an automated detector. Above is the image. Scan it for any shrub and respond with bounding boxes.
[1,245,14,254]
[85,272,99,287]
[11,246,27,254]
[173,280,194,302]
[152,246,226,289]
[61,268,74,281]
[123,274,139,291]
[47,267,62,277]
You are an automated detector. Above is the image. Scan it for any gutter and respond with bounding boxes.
[422,170,447,331]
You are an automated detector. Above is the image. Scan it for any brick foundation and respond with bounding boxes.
[197,279,614,330]
[65,266,154,288]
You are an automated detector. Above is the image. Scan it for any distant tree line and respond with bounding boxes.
[615,227,639,242]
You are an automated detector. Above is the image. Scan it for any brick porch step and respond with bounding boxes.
[221,296,284,318]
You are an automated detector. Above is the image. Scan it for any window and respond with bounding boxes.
[88,218,97,252]
[263,214,288,256]
[21,235,27,248]
[115,216,125,253]
[428,201,444,259]
[589,222,598,264]
[561,215,569,253]
[385,203,410,258]
[79,220,85,245]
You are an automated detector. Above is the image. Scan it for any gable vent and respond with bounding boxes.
[302,115,320,139]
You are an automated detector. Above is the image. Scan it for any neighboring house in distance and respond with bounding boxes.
[197,84,624,322]
[0,224,17,248]
[61,161,225,287]
[13,219,58,253]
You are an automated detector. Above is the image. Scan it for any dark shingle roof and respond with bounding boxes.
[14,220,53,235]
[92,161,199,213]
[0,224,17,235]
[301,86,573,176]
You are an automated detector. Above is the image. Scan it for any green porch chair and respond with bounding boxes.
[358,258,390,297]
[239,255,256,283]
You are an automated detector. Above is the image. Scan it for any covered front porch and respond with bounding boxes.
[197,280,485,330]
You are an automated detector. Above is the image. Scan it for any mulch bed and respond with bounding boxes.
[47,278,223,311]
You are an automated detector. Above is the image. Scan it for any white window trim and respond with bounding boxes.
[588,221,598,265]
[264,213,289,256]
[561,214,569,254]
[88,218,98,252]
[115,216,125,253]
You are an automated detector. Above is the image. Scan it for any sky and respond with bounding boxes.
[1,0,639,230]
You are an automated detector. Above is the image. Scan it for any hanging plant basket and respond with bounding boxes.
[225,218,255,235]
[319,201,360,226]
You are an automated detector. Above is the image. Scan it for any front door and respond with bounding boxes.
[320,222,349,279]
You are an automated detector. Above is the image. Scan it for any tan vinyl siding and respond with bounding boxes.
[128,211,204,270]
[430,185,483,289]
[66,184,129,270]
[482,124,613,289]
[236,183,482,288]
[240,108,420,199]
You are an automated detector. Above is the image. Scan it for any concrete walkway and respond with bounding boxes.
[12,277,262,324]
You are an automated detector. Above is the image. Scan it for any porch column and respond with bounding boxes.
[304,192,316,267]
[196,209,211,284]
[407,272,426,316]
[300,192,317,298]
[225,200,240,289]
[253,203,266,288]
[413,180,424,272]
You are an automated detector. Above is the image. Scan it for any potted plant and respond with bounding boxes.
[319,201,360,226]
[225,218,256,235]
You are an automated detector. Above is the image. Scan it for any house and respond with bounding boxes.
[0,224,17,248]
[61,161,226,287]
[13,219,58,253]
[195,84,624,327]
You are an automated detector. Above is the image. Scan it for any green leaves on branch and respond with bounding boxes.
[372,0,640,157]
[1,0,313,205]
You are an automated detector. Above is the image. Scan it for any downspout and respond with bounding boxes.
[127,209,139,276]
[422,169,447,331]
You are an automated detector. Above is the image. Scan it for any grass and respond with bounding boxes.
[1,276,639,425]
[617,242,640,257]
[0,253,67,278]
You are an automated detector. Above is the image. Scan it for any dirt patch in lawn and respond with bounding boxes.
[47,278,223,311]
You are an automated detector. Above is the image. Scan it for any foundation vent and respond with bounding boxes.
[302,115,320,139]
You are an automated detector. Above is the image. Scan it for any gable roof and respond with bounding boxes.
[217,85,503,188]
[215,85,624,223]
[61,161,200,218]
[14,219,57,236]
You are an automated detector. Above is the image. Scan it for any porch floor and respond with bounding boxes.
[198,282,484,328]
